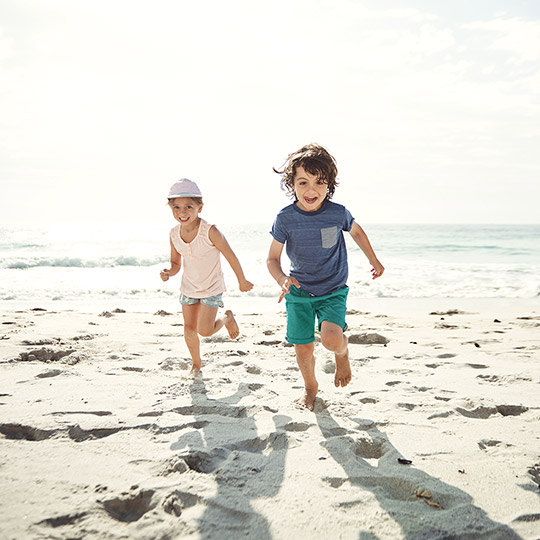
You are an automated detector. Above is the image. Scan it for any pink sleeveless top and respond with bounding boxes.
[170,219,226,298]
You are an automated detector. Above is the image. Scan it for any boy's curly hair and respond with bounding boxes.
[274,143,339,199]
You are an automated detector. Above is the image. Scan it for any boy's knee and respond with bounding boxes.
[321,327,344,352]
[321,336,338,351]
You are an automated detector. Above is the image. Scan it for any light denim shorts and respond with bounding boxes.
[179,292,224,308]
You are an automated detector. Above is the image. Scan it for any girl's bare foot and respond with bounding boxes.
[224,310,239,339]
[189,363,201,377]
[334,348,352,387]
[295,384,318,411]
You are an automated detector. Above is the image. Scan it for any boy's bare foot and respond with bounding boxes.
[334,348,352,387]
[295,384,318,411]
[224,310,239,339]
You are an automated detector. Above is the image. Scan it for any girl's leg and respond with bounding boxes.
[197,305,239,339]
[294,342,318,411]
[182,303,202,375]
[320,321,351,387]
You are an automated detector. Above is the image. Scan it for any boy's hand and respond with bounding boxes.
[239,279,254,292]
[278,276,300,303]
[371,260,385,280]
[160,269,171,282]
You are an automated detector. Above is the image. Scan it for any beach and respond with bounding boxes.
[1,297,539,539]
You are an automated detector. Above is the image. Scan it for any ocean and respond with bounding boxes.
[1,223,539,308]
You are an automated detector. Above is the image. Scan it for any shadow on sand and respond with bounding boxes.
[170,377,290,539]
[315,406,522,539]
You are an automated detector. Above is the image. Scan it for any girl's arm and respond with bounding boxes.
[160,239,182,281]
[349,222,384,279]
[209,226,253,292]
[267,238,300,302]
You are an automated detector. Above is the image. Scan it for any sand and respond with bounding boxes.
[1,297,539,539]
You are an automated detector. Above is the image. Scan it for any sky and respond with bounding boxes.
[1,0,539,227]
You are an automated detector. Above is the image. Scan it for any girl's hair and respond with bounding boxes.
[274,143,338,199]
[168,197,203,206]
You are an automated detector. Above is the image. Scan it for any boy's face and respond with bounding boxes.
[293,165,328,212]
[169,197,203,226]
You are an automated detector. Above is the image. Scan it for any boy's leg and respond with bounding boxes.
[320,321,351,388]
[182,303,202,375]
[285,291,318,409]
[197,305,239,339]
[294,342,318,411]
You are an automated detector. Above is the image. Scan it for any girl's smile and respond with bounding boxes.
[169,197,203,228]
[293,165,328,212]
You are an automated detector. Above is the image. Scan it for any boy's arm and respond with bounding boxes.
[267,238,300,302]
[209,226,253,292]
[160,239,182,281]
[349,222,384,279]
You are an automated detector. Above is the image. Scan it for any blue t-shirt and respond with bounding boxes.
[270,199,355,296]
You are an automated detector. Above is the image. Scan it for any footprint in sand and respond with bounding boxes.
[425,362,447,369]
[101,487,156,522]
[224,350,248,357]
[256,339,282,346]
[158,357,191,371]
[348,333,389,345]
[466,363,489,369]
[225,360,243,366]
[245,365,262,375]
[161,490,200,516]
[157,456,189,476]
[283,421,312,432]
[17,347,77,363]
[456,404,529,419]
[0,423,57,441]
[21,338,60,345]
[477,439,512,451]
[37,511,88,529]
[397,402,418,411]
[528,463,540,488]
[476,374,501,383]
[36,368,64,378]
[203,335,238,344]
[349,394,378,404]
[322,360,335,374]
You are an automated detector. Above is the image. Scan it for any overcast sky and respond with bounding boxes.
[1,0,539,227]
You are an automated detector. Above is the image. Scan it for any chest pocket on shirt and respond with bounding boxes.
[321,226,338,249]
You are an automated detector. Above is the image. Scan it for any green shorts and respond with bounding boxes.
[284,285,349,344]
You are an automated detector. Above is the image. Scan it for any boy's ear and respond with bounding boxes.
[198,203,204,213]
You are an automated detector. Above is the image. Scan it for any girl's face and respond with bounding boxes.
[293,165,328,212]
[169,197,203,226]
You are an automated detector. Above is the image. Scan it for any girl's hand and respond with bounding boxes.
[160,269,171,282]
[371,260,385,280]
[278,276,300,303]
[239,279,254,292]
